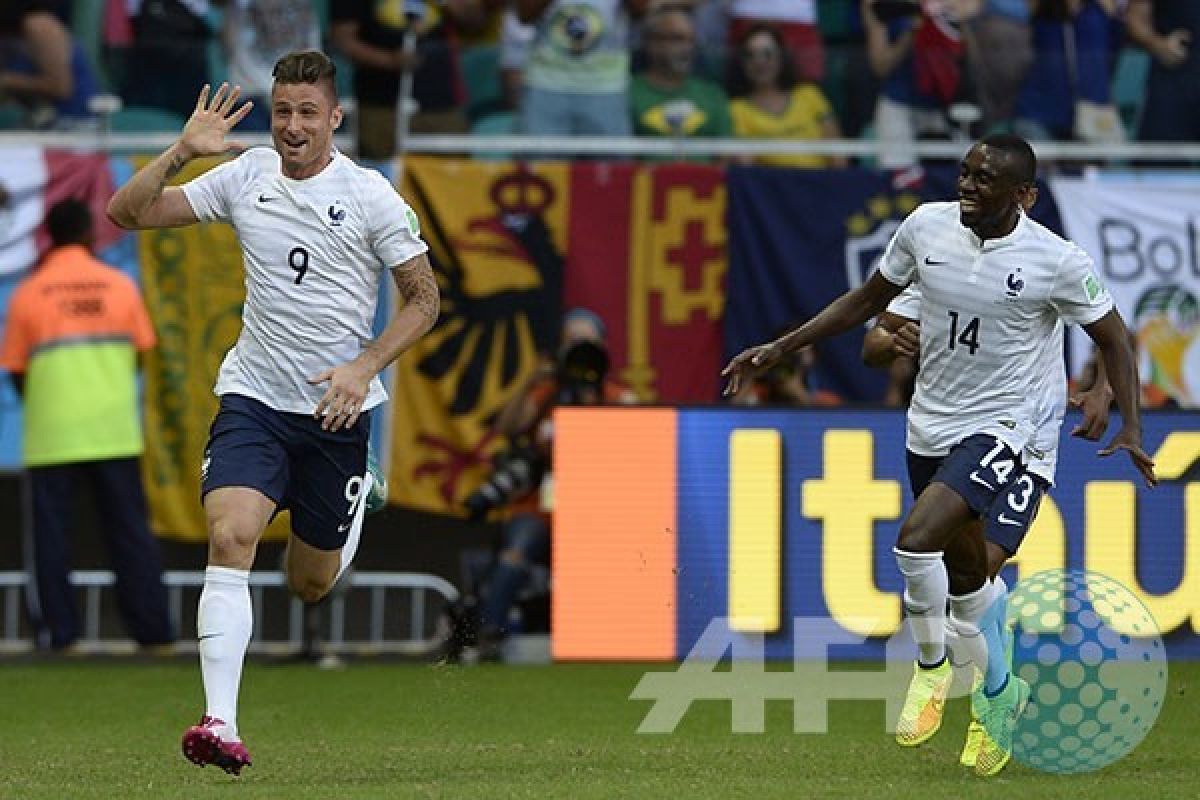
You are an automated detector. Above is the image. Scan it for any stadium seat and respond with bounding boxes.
[470,111,517,160]
[1111,47,1151,139]
[460,44,504,123]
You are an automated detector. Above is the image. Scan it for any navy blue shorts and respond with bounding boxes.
[982,470,1049,556]
[201,393,370,550]
[905,433,1022,515]
[907,433,1040,555]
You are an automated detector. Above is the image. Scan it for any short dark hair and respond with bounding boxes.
[46,198,92,247]
[979,133,1037,186]
[272,50,337,99]
[728,24,798,98]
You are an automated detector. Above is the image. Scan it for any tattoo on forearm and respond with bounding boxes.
[154,151,189,196]
[396,265,440,327]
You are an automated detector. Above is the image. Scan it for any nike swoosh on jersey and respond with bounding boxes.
[337,523,351,533]
[257,194,275,203]
[969,471,995,491]
[997,514,1022,527]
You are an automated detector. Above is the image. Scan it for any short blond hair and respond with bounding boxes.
[272,50,337,100]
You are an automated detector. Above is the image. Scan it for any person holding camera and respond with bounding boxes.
[465,309,636,660]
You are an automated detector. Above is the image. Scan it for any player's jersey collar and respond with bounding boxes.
[277,147,342,186]
[964,208,1029,250]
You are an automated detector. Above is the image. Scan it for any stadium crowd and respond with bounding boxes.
[1,1,1198,157]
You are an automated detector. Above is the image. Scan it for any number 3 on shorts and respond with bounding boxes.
[1007,473,1035,513]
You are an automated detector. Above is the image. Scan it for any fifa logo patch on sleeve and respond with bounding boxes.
[1083,272,1106,304]
[406,207,420,236]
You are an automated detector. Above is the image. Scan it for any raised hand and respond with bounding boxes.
[180,83,253,159]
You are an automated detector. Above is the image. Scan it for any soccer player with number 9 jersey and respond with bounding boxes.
[107,50,439,774]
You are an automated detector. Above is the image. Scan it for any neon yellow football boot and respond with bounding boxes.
[975,674,1031,777]
[895,659,952,747]
[960,674,987,767]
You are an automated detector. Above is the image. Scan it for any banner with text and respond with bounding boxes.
[554,408,1200,660]
[1051,178,1200,408]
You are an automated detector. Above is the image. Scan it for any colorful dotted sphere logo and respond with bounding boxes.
[1007,569,1168,774]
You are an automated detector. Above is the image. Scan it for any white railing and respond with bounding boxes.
[0,569,459,656]
[2,131,1200,163]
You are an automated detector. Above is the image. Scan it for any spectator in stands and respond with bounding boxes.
[517,0,647,137]
[729,0,824,83]
[963,0,1034,134]
[0,199,173,652]
[461,309,636,661]
[0,0,99,129]
[861,0,963,168]
[1126,0,1200,142]
[638,0,728,81]
[630,5,732,140]
[1014,0,1124,142]
[728,24,845,168]
[499,8,536,111]
[123,0,211,121]
[222,0,321,132]
[333,0,486,159]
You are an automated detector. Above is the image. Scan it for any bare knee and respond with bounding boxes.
[947,565,987,596]
[986,542,1010,579]
[287,571,334,604]
[208,518,260,569]
[897,517,938,553]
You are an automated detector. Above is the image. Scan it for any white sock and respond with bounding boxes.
[894,548,949,666]
[198,565,252,739]
[948,581,992,677]
[336,471,373,582]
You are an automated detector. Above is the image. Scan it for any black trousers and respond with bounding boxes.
[28,458,174,649]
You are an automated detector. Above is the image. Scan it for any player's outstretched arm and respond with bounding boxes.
[722,271,904,396]
[107,83,252,230]
[1083,309,1157,486]
[309,253,440,431]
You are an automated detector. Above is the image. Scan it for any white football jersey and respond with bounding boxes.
[879,202,1111,463]
[181,148,428,414]
[886,283,1066,484]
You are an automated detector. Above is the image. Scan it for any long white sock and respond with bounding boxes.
[894,548,949,666]
[948,581,992,678]
[336,472,373,582]
[198,565,252,739]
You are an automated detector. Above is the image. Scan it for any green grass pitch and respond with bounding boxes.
[1,660,1196,799]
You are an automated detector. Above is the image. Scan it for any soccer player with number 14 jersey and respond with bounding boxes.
[723,134,1157,776]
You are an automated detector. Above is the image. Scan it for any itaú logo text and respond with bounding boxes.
[726,429,1200,638]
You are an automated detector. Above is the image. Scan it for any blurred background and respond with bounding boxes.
[0,0,1197,667]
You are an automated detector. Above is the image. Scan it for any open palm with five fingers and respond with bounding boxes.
[180,83,253,159]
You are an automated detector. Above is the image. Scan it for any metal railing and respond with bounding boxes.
[2,131,1200,163]
[0,569,458,656]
